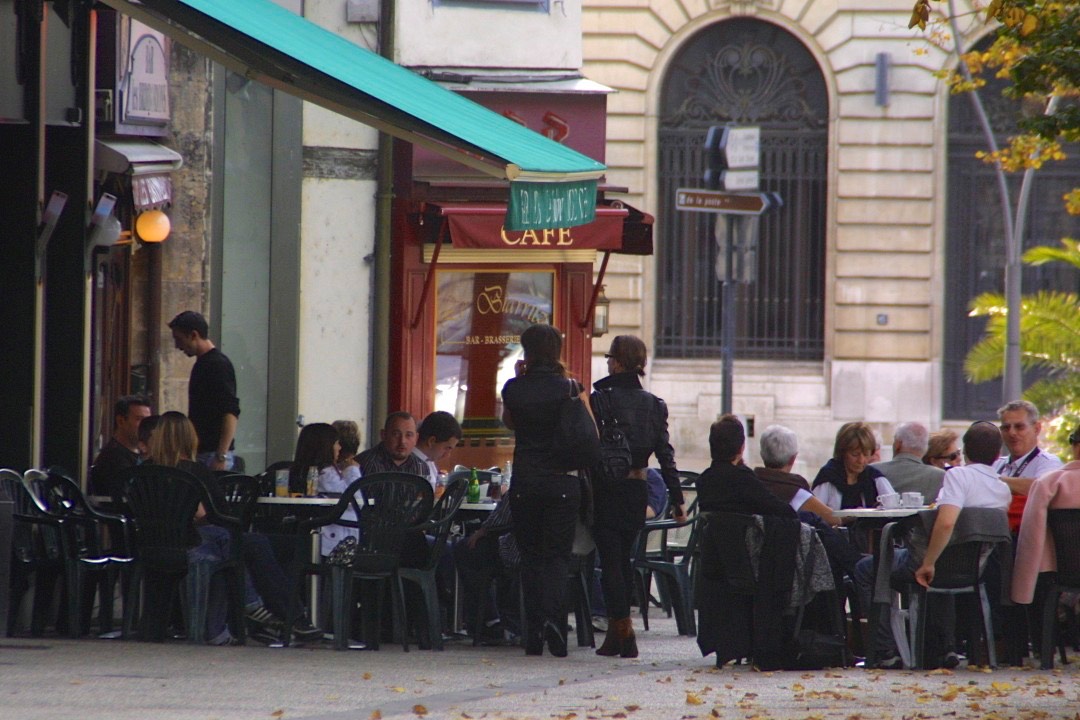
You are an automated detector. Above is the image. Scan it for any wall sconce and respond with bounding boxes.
[135,209,171,243]
[592,285,610,337]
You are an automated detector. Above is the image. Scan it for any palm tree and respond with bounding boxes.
[965,239,1080,451]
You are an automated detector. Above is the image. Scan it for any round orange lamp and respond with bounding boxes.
[135,209,171,243]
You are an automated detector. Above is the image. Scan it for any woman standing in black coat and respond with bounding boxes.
[590,335,685,658]
[501,323,588,657]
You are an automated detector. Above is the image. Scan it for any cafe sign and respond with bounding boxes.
[506,179,597,231]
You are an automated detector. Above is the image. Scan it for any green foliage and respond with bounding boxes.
[965,240,1080,452]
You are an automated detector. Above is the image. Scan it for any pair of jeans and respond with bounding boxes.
[592,480,647,620]
[510,475,580,636]
[190,524,232,641]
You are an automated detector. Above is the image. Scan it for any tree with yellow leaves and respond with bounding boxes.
[910,0,1079,405]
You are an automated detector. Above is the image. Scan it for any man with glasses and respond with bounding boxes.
[872,422,945,501]
[994,400,1063,532]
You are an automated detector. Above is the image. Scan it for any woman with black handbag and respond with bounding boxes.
[591,335,685,658]
[501,323,596,657]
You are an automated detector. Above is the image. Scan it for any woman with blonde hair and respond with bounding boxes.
[811,422,896,510]
[149,412,320,644]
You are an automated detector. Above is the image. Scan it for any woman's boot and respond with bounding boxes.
[596,617,626,656]
[620,618,639,658]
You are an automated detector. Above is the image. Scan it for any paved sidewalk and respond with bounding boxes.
[2,616,1079,720]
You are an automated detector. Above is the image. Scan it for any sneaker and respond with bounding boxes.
[246,605,279,627]
[209,629,243,646]
[942,651,962,669]
[591,616,609,633]
[291,618,323,642]
[878,654,904,670]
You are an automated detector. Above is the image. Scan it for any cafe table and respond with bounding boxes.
[831,506,925,666]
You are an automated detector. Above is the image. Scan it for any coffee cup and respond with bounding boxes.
[877,493,902,510]
[901,492,924,508]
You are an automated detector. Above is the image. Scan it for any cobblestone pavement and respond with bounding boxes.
[3,616,1079,720]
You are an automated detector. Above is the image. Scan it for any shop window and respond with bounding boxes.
[435,270,554,434]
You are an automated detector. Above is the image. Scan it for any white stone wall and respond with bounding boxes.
[395,0,583,70]
[582,0,983,467]
[297,3,380,433]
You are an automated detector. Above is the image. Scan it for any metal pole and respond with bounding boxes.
[721,214,735,415]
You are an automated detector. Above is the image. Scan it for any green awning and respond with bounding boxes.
[100,0,607,186]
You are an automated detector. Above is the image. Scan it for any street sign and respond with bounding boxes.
[721,126,760,169]
[675,188,776,216]
[720,169,759,191]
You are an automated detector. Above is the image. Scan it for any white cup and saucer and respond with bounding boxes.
[877,493,902,510]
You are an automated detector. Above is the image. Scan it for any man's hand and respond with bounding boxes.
[210,456,227,471]
[466,527,486,550]
[915,563,935,588]
[671,503,687,522]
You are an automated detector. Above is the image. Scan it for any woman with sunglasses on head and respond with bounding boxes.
[924,429,961,470]
[590,335,685,659]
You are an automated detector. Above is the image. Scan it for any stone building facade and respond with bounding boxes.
[580,0,1078,472]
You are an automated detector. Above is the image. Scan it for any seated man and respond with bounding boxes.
[357,411,428,478]
[697,414,795,518]
[413,411,462,490]
[89,394,152,497]
[753,424,862,583]
[855,420,1011,669]
[452,491,520,643]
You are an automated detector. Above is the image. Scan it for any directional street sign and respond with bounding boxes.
[675,188,778,216]
[720,126,760,169]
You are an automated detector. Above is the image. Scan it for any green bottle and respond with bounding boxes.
[467,467,481,503]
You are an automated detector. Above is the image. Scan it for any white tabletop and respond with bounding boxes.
[256,496,337,506]
[459,501,497,512]
[832,507,927,519]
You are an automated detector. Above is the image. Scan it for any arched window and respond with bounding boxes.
[656,19,828,360]
[943,39,1080,419]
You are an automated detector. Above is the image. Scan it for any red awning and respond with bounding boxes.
[423,201,653,255]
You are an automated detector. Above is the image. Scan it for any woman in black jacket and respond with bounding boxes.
[501,323,587,657]
[590,335,685,658]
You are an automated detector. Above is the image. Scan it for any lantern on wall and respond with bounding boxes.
[592,285,610,338]
[135,209,171,243]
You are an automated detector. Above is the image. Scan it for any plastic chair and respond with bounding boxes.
[24,468,133,637]
[291,472,433,650]
[120,465,247,644]
[398,475,468,650]
[214,473,262,532]
[633,506,700,636]
[883,521,997,669]
[2,469,65,636]
[1040,509,1080,669]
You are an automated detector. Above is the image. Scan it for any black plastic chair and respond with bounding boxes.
[290,472,433,650]
[24,468,133,637]
[633,504,700,636]
[399,475,468,650]
[884,520,997,669]
[214,473,262,532]
[120,465,247,644]
[2,469,65,637]
[1040,509,1080,669]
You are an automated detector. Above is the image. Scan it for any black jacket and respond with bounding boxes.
[592,372,683,507]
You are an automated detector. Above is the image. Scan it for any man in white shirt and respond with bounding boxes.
[413,411,463,489]
[860,421,1010,668]
[993,400,1063,499]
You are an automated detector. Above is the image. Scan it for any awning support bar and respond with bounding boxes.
[580,250,611,329]
[411,221,447,329]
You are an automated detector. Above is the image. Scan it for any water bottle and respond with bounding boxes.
[306,466,318,497]
[467,467,481,503]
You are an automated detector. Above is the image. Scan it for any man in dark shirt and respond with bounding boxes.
[356,411,428,477]
[168,310,240,471]
[89,394,152,496]
[697,414,796,518]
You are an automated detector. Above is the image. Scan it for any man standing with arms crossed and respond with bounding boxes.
[169,311,240,471]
